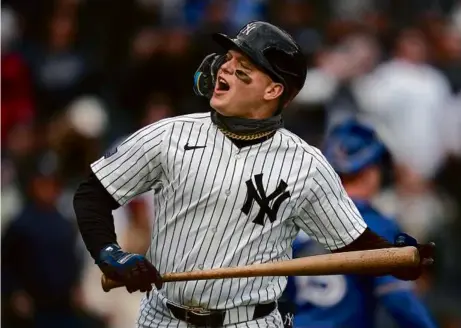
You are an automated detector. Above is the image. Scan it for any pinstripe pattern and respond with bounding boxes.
[90,113,367,327]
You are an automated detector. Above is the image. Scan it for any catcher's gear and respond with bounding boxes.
[97,243,162,293]
[212,21,308,101]
[193,53,225,99]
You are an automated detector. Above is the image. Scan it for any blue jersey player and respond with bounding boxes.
[282,120,437,328]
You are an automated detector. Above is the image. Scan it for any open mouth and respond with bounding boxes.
[216,77,230,92]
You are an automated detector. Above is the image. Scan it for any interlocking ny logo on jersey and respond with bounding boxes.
[241,173,290,225]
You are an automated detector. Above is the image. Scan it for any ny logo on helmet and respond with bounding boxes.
[240,22,257,36]
[241,173,291,225]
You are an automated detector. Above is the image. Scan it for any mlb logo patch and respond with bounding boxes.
[104,136,125,158]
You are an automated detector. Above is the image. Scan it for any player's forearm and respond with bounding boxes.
[73,173,120,260]
[333,228,428,281]
[332,227,394,253]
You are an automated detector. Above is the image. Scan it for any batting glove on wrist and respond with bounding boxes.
[193,53,225,99]
[97,243,163,293]
[392,233,435,281]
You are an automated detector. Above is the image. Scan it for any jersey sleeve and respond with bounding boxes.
[294,153,367,250]
[90,122,170,206]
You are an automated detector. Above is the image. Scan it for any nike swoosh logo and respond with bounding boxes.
[184,143,206,151]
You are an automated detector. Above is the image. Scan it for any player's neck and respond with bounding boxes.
[210,109,283,142]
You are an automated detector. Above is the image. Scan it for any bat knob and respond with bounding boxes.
[101,274,125,292]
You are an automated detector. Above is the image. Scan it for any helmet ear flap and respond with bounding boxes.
[210,54,226,82]
[193,53,226,99]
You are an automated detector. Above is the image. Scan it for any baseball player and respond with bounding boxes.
[282,120,437,328]
[73,21,434,328]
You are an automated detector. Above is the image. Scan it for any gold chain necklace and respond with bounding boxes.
[217,126,275,140]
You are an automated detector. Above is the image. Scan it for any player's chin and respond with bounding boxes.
[210,93,232,116]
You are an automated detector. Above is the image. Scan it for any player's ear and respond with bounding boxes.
[263,82,284,101]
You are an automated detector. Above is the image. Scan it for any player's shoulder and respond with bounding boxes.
[278,128,319,153]
[149,113,211,127]
[277,128,329,165]
[139,112,211,133]
[169,112,212,124]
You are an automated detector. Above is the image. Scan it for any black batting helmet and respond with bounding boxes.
[212,21,308,102]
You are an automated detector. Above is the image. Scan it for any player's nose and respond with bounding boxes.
[220,58,234,75]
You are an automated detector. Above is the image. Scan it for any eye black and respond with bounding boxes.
[235,70,252,84]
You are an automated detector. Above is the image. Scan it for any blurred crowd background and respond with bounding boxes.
[1,0,461,327]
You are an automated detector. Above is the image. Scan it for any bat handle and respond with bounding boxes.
[101,274,124,292]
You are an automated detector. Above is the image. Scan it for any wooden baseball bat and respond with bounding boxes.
[101,246,419,292]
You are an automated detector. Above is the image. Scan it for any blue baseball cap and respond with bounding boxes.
[323,120,388,175]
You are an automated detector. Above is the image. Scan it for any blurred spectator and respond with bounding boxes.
[3,123,41,198]
[355,28,453,241]
[435,24,461,93]
[428,93,461,328]
[356,27,452,180]
[116,25,193,120]
[453,1,461,32]
[289,30,381,145]
[271,0,322,57]
[184,0,208,28]
[183,0,266,34]
[45,96,108,184]
[115,26,164,127]
[330,0,387,21]
[1,158,24,231]
[153,0,187,27]
[188,0,232,79]
[445,92,461,157]
[227,0,267,33]
[425,213,461,328]
[1,7,36,147]
[1,6,19,49]
[142,92,176,126]
[295,31,380,116]
[23,9,99,122]
[1,153,96,328]
[162,27,195,100]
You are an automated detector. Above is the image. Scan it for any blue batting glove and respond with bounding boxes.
[97,244,163,293]
[393,233,435,280]
[395,233,418,247]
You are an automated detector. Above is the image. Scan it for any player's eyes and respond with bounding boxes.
[235,70,252,84]
[240,62,252,71]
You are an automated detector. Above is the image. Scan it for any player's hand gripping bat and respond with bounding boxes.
[101,246,425,292]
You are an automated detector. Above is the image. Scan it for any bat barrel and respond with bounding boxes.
[163,246,419,280]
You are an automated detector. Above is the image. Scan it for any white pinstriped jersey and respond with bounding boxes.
[90,113,367,324]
